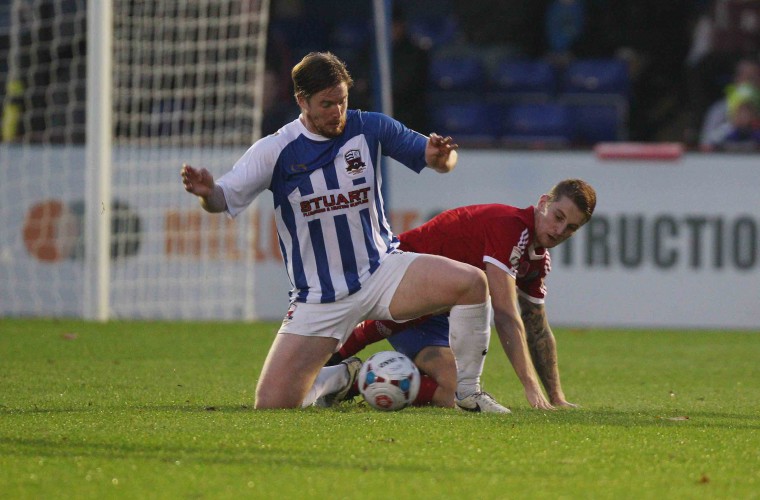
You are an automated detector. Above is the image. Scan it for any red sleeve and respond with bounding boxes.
[482,216,531,279]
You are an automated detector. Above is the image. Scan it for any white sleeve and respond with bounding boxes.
[216,139,277,218]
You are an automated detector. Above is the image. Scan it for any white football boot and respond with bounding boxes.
[314,357,362,407]
[456,391,512,414]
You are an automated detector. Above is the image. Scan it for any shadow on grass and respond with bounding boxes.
[2,404,758,430]
[513,407,760,430]
[0,435,316,467]
[0,433,438,473]
[0,404,253,415]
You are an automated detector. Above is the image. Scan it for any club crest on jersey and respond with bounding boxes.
[283,303,297,325]
[517,261,532,278]
[344,149,366,175]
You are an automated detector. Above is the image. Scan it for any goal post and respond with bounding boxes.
[1,0,272,321]
[84,0,112,321]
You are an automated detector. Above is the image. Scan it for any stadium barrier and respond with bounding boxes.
[3,147,758,329]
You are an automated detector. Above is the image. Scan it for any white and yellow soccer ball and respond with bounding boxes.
[358,351,421,411]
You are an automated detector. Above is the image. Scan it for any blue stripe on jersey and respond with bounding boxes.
[308,219,336,303]
[360,207,381,273]
[280,197,309,302]
[352,177,366,186]
[322,161,340,189]
[334,214,361,295]
[298,176,314,196]
[271,141,311,209]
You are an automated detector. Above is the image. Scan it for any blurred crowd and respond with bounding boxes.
[265,0,760,151]
[2,0,759,151]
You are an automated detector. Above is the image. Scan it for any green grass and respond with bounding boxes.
[1,319,759,499]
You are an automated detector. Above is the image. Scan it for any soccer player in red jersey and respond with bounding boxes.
[329,179,597,411]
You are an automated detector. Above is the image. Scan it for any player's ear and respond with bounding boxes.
[295,94,307,110]
[537,194,550,211]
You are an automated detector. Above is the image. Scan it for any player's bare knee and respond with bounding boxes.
[254,379,288,409]
[254,388,299,409]
[462,267,488,304]
[253,386,274,409]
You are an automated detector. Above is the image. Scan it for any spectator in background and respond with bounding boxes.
[351,3,430,134]
[700,58,760,148]
[387,4,430,133]
[565,0,696,142]
[703,82,760,151]
[685,0,760,145]
[262,17,299,136]
[544,0,586,69]
[260,68,299,137]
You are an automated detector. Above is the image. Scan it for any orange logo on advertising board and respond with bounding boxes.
[22,200,79,262]
[22,199,141,262]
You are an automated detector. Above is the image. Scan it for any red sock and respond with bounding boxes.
[338,316,431,359]
[338,321,379,359]
[412,374,439,406]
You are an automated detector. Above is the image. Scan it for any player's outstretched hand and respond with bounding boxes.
[425,132,459,173]
[526,388,556,410]
[181,163,215,198]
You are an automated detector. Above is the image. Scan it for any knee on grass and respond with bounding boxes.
[254,387,302,410]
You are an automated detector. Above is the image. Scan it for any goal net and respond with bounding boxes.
[1,0,277,320]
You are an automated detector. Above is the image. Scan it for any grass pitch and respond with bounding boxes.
[1,319,759,499]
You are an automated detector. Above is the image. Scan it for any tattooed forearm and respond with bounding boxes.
[518,295,561,397]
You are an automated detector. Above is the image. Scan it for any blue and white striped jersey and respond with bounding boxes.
[217,110,429,303]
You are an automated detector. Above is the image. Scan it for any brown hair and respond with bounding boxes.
[547,178,597,223]
[292,52,354,100]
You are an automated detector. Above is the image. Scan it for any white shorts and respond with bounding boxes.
[277,250,420,345]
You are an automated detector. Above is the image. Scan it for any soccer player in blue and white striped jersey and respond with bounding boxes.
[181,52,508,412]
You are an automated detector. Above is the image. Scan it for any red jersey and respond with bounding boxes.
[399,204,550,303]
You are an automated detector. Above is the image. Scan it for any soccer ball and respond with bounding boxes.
[358,351,420,411]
